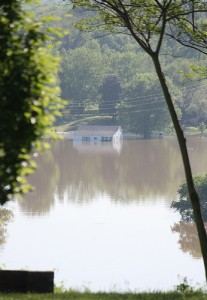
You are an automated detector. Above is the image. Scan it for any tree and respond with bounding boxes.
[60,44,107,115]
[181,81,207,127]
[172,175,207,222]
[199,122,206,136]
[118,72,172,138]
[99,74,123,119]
[172,175,207,258]
[0,0,63,205]
[69,0,207,280]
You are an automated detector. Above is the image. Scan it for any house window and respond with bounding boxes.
[101,137,112,142]
[82,137,90,142]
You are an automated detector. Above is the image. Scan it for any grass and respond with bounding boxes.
[0,279,206,300]
[183,126,207,136]
[56,116,113,132]
[0,290,207,300]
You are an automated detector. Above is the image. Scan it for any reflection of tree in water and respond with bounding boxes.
[171,175,207,258]
[171,222,207,258]
[0,208,13,246]
[19,144,59,215]
[54,139,184,204]
[17,138,207,214]
[48,142,103,203]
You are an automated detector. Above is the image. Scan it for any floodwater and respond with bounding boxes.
[1,137,207,292]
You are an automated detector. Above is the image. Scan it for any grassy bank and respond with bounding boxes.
[0,290,207,300]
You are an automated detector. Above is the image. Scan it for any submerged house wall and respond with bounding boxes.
[73,125,123,143]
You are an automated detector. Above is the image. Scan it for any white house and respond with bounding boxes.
[73,125,123,143]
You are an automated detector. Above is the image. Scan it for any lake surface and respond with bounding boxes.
[1,137,207,292]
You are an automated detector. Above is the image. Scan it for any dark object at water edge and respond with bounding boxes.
[0,270,54,293]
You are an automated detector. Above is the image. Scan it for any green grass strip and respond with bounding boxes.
[0,291,207,300]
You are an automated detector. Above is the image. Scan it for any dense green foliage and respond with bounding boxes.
[172,175,207,222]
[99,74,123,118]
[34,2,207,137]
[0,1,63,204]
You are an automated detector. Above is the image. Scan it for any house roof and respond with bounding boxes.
[74,125,121,136]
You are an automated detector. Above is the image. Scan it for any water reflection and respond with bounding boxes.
[171,173,207,258]
[22,149,59,216]
[20,137,207,215]
[171,222,206,258]
[2,137,207,291]
[0,208,13,247]
[73,140,123,154]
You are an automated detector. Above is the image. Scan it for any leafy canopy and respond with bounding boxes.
[172,175,207,222]
[0,0,63,205]
[71,0,207,56]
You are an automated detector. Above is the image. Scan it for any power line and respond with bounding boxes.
[82,79,207,106]
[69,102,166,113]
[73,86,207,112]
[88,95,166,106]
[64,79,207,119]
[97,99,166,109]
[116,107,168,114]
[65,105,168,117]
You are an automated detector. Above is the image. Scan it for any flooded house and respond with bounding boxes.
[73,125,123,143]
[73,125,123,153]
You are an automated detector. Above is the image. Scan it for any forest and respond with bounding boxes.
[37,1,207,138]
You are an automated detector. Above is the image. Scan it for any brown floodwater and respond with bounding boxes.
[1,137,207,291]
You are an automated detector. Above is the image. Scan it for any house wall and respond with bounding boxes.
[73,135,113,142]
[113,127,123,141]
[73,135,83,142]
[73,127,123,142]
[89,136,102,142]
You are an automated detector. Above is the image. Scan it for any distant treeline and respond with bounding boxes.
[36,2,207,137]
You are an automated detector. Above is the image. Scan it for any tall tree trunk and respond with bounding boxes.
[152,54,207,280]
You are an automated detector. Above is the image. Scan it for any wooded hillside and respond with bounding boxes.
[37,1,207,137]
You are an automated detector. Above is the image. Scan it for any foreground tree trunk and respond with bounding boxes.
[152,54,207,279]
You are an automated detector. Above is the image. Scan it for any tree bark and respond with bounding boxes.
[152,54,207,280]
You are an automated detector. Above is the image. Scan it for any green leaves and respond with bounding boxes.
[0,0,64,204]
[172,174,207,222]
